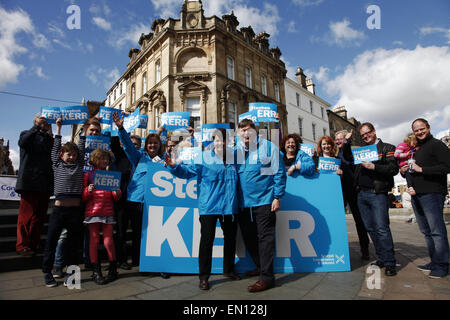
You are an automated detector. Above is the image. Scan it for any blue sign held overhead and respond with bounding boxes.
[139,115,148,129]
[139,163,350,274]
[41,106,61,124]
[123,108,141,133]
[318,157,341,174]
[249,102,278,123]
[161,112,190,131]
[60,106,89,125]
[238,111,259,126]
[85,135,111,153]
[93,170,121,191]
[99,106,115,125]
[352,144,379,164]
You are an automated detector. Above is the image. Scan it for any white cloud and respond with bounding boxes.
[328,19,365,46]
[150,0,180,18]
[305,66,330,83]
[9,148,19,172]
[92,17,111,31]
[33,66,49,79]
[109,23,151,48]
[292,0,324,6]
[86,66,120,89]
[287,21,297,33]
[32,33,51,49]
[323,45,450,145]
[419,26,450,44]
[52,38,71,50]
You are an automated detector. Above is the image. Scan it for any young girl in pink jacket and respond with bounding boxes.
[83,148,121,285]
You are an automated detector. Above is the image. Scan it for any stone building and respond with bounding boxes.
[111,0,287,137]
[0,138,15,175]
[285,67,330,145]
[327,106,364,147]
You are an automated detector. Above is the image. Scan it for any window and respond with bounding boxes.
[154,106,160,128]
[227,56,235,80]
[114,89,116,101]
[187,97,201,130]
[323,128,327,137]
[119,83,123,95]
[156,60,161,83]
[296,93,300,107]
[312,123,316,141]
[274,83,280,102]
[131,83,136,104]
[310,100,313,113]
[298,118,303,137]
[321,107,324,119]
[261,75,267,95]
[245,67,252,88]
[108,96,111,106]
[143,72,147,94]
[228,102,237,128]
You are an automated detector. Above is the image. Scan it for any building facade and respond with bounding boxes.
[285,68,330,145]
[108,0,288,137]
[327,106,364,147]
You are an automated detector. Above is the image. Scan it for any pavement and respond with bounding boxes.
[0,216,448,303]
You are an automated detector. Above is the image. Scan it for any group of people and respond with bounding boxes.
[14,110,449,292]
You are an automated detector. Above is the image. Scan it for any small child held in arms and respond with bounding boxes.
[394,133,417,188]
[42,117,86,288]
[82,148,121,285]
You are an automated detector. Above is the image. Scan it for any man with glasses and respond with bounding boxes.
[354,122,399,276]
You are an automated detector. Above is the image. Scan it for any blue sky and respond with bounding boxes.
[0,0,449,171]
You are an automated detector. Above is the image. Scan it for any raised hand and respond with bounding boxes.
[345,129,353,141]
[55,117,62,135]
[112,112,124,129]
[164,152,175,167]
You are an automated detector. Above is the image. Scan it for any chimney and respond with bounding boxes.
[295,67,307,89]
[306,78,315,95]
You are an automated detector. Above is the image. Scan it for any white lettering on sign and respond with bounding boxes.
[276,210,317,257]
[94,175,119,188]
[318,162,339,171]
[354,151,377,161]
[87,141,110,151]
[162,117,189,127]
[61,111,88,121]
[150,171,197,199]
[256,109,276,119]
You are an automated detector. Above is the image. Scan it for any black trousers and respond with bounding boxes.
[126,201,143,266]
[42,206,83,273]
[114,199,129,264]
[238,204,275,284]
[198,214,238,281]
[343,189,370,250]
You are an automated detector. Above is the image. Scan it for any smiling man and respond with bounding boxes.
[354,122,399,276]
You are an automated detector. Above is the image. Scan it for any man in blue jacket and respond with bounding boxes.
[235,119,287,292]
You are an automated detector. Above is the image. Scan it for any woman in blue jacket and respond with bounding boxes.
[164,128,240,290]
[280,133,315,176]
[112,112,169,278]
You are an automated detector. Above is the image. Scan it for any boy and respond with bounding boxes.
[42,117,86,287]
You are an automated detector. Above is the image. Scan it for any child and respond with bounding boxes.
[42,117,86,288]
[394,133,416,188]
[82,148,121,285]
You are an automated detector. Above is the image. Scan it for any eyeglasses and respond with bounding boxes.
[360,130,373,138]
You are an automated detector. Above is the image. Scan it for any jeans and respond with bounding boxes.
[54,228,67,268]
[411,193,449,274]
[357,189,396,267]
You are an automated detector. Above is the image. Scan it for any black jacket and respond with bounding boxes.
[15,125,54,194]
[354,139,398,193]
[410,135,450,194]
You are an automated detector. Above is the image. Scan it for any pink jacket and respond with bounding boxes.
[394,142,413,167]
[82,171,120,217]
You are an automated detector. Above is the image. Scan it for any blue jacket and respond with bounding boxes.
[169,149,238,215]
[235,137,287,208]
[282,149,316,176]
[118,128,163,203]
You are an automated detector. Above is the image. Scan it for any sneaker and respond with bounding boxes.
[417,263,433,272]
[119,262,132,270]
[53,267,65,278]
[428,269,448,279]
[44,273,57,288]
[385,266,397,276]
[371,260,385,268]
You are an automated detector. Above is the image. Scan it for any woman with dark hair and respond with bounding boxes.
[112,112,169,278]
[313,136,343,175]
[280,133,315,176]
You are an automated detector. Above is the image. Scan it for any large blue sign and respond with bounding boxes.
[139,163,350,274]
[85,135,111,153]
[352,144,378,164]
[41,106,88,125]
[123,108,141,133]
[99,106,115,125]
[318,157,341,174]
[238,111,259,126]
[161,112,190,131]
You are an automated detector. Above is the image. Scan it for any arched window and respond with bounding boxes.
[131,83,136,104]
[274,83,280,102]
[155,60,161,83]
[227,56,235,80]
[143,72,147,94]
[261,75,267,95]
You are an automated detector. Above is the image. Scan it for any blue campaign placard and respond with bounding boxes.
[161,112,190,131]
[99,106,115,125]
[318,157,341,174]
[93,170,121,191]
[139,115,148,129]
[249,102,278,123]
[300,144,314,157]
[139,163,350,274]
[60,106,89,125]
[148,129,167,144]
[41,106,61,124]
[352,144,379,164]
[85,135,111,153]
[201,123,231,148]
[238,111,259,126]
[123,108,141,133]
